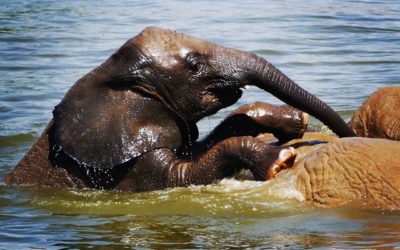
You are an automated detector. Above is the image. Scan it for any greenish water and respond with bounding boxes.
[1,0,400,248]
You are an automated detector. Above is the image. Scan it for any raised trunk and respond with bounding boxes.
[247,55,356,137]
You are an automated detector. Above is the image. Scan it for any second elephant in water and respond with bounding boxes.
[349,86,400,140]
[260,133,400,210]
[5,27,355,191]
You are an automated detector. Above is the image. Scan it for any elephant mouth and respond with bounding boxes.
[206,80,245,92]
[207,82,244,106]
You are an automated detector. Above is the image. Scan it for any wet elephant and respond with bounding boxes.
[5,27,355,191]
[349,86,400,140]
[263,134,400,210]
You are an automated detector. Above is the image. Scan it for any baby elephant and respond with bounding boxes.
[5,27,354,191]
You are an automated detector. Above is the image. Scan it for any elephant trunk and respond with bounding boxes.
[245,55,356,137]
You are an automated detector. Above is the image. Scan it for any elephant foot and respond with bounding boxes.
[266,147,297,180]
[272,108,309,143]
[234,102,310,143]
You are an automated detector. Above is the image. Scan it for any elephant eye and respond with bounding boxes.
[186,52,204,73]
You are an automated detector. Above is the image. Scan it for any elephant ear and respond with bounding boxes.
[52,70,183,169]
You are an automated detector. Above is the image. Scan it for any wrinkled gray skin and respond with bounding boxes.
[270,136,400,210]
[5,27,355,192]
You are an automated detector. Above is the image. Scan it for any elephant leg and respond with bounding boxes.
[116,136,297,192]
[200,102,309,148]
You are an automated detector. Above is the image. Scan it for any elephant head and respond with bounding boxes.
[53,27,355,169]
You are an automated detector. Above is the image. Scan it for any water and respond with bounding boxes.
[1,0,400,248]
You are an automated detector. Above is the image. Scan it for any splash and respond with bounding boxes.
[28,176,306,217]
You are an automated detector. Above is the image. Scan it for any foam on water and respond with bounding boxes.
[26,175,307,217]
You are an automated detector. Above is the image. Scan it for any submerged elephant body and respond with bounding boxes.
[267,135,400,210]
[5,104,306,191]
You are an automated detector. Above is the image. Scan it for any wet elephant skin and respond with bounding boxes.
[5,27,352,191]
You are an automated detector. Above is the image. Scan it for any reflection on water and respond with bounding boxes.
[1,0,400,248]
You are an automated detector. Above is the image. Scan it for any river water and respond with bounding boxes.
[1,0,400,248]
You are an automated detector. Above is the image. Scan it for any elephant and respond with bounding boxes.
[349,86,400,141]
[259,133,400,210]
[5,26,355,192]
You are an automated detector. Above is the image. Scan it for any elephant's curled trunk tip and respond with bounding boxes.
[247,55,357,138]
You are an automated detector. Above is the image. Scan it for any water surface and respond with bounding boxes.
[1,0,400,248]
